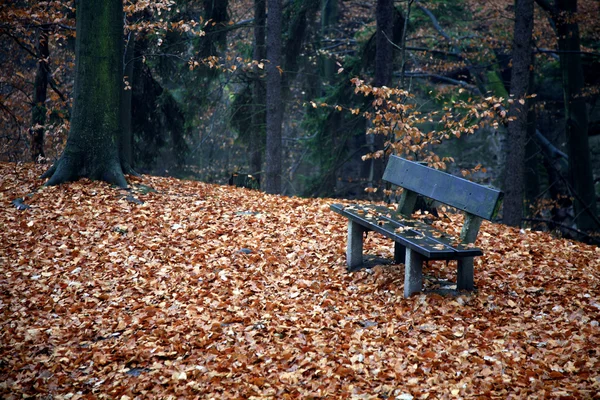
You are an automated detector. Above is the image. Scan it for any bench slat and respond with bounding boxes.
[331,204,482,259]
[383,156,503,220]
[350,204,483,256]
[369,206,477,252]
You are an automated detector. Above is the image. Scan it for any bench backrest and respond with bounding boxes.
[383,155,503,220]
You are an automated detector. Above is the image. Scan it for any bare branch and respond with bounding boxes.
[398,72,482,94]
[415,2,451,42]
[534,129,568,160]
[536,48,600,58]
[533,0,556,15]
[1,31,38,58]
[47,76,67,102]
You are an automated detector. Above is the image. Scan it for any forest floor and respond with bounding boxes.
[1,162,599,399]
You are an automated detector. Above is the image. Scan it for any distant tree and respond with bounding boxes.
[120,30,136,175]
[41,0,127,187]
[320,0,339,83]
[30,27,50,162]
[265,0,283,194]
[535,0,599,230]
[199,0,229,59]
[503,0,534,227]
[375,0,394,88]
[369,0,394,191]
[251,0,267,182]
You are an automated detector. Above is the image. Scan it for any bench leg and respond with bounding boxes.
[404,249,424,298]
[347,220,366,269]
[394,242,406,264]
[457,258,474,291]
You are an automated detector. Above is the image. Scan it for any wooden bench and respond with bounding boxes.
[331,155,503,297]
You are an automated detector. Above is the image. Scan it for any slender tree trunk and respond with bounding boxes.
[503,0,534,227]
[320,0,339,195]
[41,0,127,188]
[120,31,137,175]
[524,60,542,221]
[320,0,338,84]
[200,0,229,58]
[375,0,393,88]
[369,0,394,193]
[555,0,598,230]
[251,0,266,182]
[524,93,540,209]
[282,1,318,101]
[31,28,49,162]
[265,0,283,194]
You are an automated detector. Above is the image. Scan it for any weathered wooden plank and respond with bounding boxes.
[383,156,503,220]
[330,204,482,259]
[352,204,482,255]
[331,204,448,258]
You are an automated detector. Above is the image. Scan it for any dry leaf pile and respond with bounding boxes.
[1,163,599,399]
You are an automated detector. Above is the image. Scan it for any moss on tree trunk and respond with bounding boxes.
[41,0,127,188]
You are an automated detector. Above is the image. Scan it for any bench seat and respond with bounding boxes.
[330,203,482,259]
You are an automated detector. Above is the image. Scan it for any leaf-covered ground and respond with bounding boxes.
[1,163,599,399]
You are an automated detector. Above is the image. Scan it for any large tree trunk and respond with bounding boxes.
[41,0,127,188]
[250,0,266,182]
[30,28,49,162]
[503,0,534,227]
[265,0,283,194]
[555,0,598,230]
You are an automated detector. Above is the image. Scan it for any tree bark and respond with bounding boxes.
[555,0,598,230]
[370,0,394,193]
[199,0,229,59]
[120,31,137,175]
[320,0,339,84]
[265,0,283,194]
[503,0,534,227]
[251,0,267,182]
[375,0,394,88]
[31,28,49,162]
[41,0,127,188]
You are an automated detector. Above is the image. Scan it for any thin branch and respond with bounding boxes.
[415,2,451,42]
[533,0,558,33]
[405,46,462,58]
[47,76,67,102]
[282,133,318,142]
[400,0,415,89]
[399,72,481,94]
[536,48,600,58]
[534,129,568,160]
[125,52,188,67]
[2,31,38,58]
[533,0,556,15]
